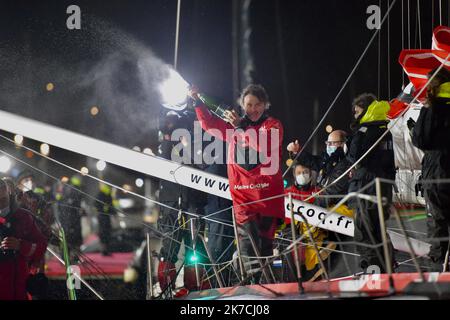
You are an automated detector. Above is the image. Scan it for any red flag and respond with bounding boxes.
[399,26,450,102]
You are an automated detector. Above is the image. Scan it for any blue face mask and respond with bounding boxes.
[326,145,338,156]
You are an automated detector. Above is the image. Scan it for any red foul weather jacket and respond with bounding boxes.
[0,208,48,300]
[284,184,320,224]
[195,104,284,225]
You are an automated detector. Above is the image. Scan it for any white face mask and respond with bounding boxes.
[22,181,33,192]
[296,173,311,186]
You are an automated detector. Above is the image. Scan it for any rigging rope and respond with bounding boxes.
[282,0,398,178]
[402,0,405,86]
[417,0,422,49]
[0,134,235,228]
[174,0,182,70]
[0,146,216,264]
[300,53,450,208]
[388,0,391,99]
[378,0,382,99]
[408,0,411,48]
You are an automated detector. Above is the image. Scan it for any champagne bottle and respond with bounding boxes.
[196,93,229,121]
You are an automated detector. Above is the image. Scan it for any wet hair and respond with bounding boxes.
[352,93,377,112]
[239,84,271,108]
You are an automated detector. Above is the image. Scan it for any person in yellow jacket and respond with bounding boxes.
[347,94,396,273]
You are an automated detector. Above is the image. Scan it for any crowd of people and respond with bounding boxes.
[153,68,448,290]
[137,69,450,297]
[0,170,119,300]
[1,68,450,300]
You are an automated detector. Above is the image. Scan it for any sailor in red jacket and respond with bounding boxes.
[0,179,48,300]
[190,84,284,282]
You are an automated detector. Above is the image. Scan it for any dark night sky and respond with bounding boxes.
[0,0,445,186]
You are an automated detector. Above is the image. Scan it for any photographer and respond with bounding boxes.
[0,179,48,300]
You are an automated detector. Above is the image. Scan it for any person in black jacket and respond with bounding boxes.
[156,111,190,292]
[202,132,234,287]
[95,183,116,256]
[347,93,396,273]
[53,175,84,262]
[411,68,450,271]
[156,110,211,294]
[286,130,352,207]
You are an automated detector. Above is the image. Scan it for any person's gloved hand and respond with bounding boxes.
[407,118,416,130]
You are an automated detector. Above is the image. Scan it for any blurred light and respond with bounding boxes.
[40,143,50,156]
[119,221,127,229]
[122,184,132,192]
[159,69,189,110]
[143,214,158,224]
[96,160,106,171]
[14,135,24,146]
[61,176,69,183]
[325,125,333,133]
[143,148,154,156]
[273,260,282,267]
[188,252,199,263]
[132,146,141,152]
[285,159,293,167]
[46,83,54,91]
[135,178,144,188]
[90,106,99,116]
[118,198,134,209]
[80,167,89,176]
[25,151,34,159]
[0,156,11,173]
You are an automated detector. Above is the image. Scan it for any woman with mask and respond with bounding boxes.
[282,162,333,281]
[284,162,319,204]
[0,179,48,300]
[286,130,352,208]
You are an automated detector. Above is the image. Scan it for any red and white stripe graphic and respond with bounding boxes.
[399,26,450,102]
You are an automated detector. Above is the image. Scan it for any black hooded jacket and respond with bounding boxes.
[297,147,351,203]
[412,98,450,183]
[347,120,396,200]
